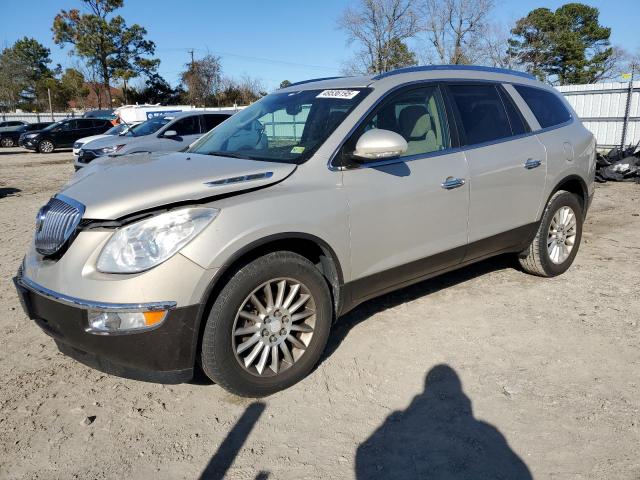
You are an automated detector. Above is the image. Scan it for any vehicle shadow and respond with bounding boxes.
[199,401,267,480]
[355,364,532,479]
[322,254,517,364]
[0,187,21,199]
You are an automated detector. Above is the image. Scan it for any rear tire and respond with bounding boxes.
[519,190,583,277]
[0,137,15,147]
[201,251,333,397]
[38,139,55,153]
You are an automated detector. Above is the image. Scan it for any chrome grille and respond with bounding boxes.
[35,196,85,256]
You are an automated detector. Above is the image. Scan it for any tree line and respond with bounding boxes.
[0,0,266,112]
[339,0,634,85]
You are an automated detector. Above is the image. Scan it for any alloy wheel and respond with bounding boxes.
[232,278,316,377]
[547,205,577,264]
[39,140,54,153]
[0,137,14,147]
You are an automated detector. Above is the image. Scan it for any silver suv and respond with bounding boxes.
[14,66,595,397]
[74,110,235,168]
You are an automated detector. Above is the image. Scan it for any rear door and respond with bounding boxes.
[341,84,469,296]
[445,83,547,252]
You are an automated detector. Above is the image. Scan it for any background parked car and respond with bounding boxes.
[0,122,53,148]
[73,122,139,158]
[22,118,113,153]
[75,110,234,168]
[0,120,27,129]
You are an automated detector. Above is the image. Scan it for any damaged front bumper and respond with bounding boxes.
[13,271,201,384]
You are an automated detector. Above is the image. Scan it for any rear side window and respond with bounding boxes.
[448,84,512,145]
[76,119,94,129]
[202,114,229,132]
[514,85,571,129]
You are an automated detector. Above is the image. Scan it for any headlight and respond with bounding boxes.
[98,144,126,155]
[97,207,219,273]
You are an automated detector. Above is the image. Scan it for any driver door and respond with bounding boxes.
[340,84,470,299]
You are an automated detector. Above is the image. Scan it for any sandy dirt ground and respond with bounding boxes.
[0,147,639,479]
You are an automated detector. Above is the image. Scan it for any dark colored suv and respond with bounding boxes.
[0,122,53,148]
[22,118,113,153]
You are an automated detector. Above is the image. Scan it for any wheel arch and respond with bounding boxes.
[191,232,345,368]
[548,174,588,215]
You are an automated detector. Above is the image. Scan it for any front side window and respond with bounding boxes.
[188,88,370,164]
[127,117,172,137]
[345,85,450,160]
[449,84,512,145]
[170,115,200,136]
[514,85,572,129]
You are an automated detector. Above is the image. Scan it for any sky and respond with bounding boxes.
[1,0,638,92]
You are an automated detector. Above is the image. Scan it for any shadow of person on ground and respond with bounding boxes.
[0,187,21,199]
[356,364,532,480]
[322,254,517,365]
[199,402,267,480]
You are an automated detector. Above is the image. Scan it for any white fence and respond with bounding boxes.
[556,81,640,149]
[1,112,80,123]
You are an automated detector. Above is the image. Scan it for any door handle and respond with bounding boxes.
[441,177,466,190]
[524,158,542,169]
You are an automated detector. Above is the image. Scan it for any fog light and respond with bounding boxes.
[87,310,167,334]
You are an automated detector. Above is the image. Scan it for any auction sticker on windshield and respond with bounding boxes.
[316,90,360,99]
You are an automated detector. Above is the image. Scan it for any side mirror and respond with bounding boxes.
[163,130,178,138]
[351,129,407,161]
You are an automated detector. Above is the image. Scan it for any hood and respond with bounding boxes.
[0,125,24,133]
[76,134,110,146]
[81,134,136,150]
[59,151,296,219]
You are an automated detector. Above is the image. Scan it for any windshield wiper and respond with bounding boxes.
[205,151,253,160]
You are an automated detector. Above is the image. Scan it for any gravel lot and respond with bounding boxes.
[1,147,639,479]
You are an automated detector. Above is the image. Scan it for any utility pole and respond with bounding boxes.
[621,63,636,150]
[47,88,54,121]
[188,49,196,107]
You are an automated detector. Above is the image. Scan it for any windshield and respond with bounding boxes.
[126,117,172,137]
[105,124,130,135]
[42,121,64,131]
[188,88,370,163]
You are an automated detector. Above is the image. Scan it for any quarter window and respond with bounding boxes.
[351,86,450,160]
[514,85,571,129]
[449,84,512,145]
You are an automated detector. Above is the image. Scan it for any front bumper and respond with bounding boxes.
[13,273,201,384]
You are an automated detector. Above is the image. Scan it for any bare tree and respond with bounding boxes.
[476,22,520,69]
[419,0,495,65]
[180,54,222,107]
[339,0,421,74]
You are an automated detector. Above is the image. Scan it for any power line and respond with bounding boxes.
[156,47,340,72]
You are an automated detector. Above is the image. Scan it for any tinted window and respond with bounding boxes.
[351,86,450,159]
[76,119,94,129]
[449,84,512,145]
[514,85,571,129]
[202,114,230,132]
[171,115,200,136]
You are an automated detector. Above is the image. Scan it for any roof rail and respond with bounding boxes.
[372,65,535,81]
[285,76,345,88]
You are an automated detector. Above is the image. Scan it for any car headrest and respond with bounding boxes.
[399,105,432,141]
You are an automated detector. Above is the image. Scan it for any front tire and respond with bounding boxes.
[38,139,55,153]
[201,251,333,397]
[519,190,583,277]
[0,137,15,147]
